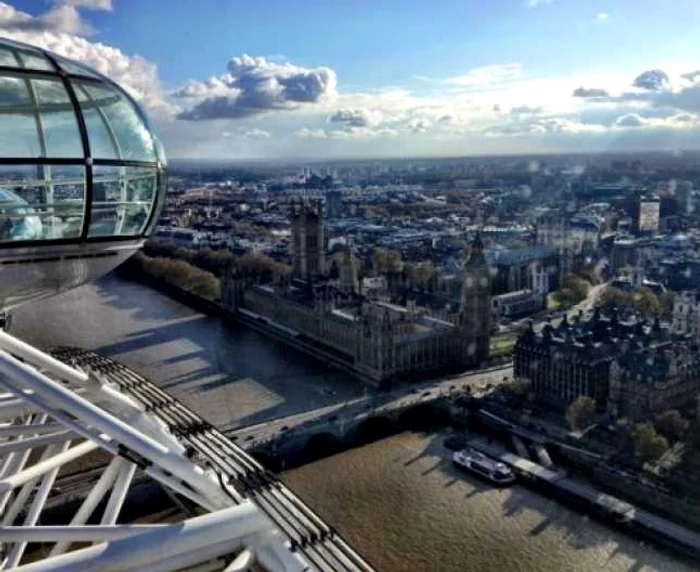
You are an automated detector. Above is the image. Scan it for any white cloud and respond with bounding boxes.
[633,69,671,91]
[0,3,89,35]
[612,111,700,130]
[596,12,609,21]
[665,113,700,127]
[245,128,271,139]
[0,0,111,36]
[328,108,382,127]
[64,0,112,9]
[175,76,238,99]
[444,63,523,88]
[295,128,328,139]
[0,2,172,115]
[485,116,606,137]
[408,118,432,133]
[614,113,647,128]
[329,126,399,139]
[176,54,337,120]
[527,0,552,7]
[510,105,543,115]
[573,86,609,98]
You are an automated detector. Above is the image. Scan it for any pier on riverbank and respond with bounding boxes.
[470,440,700,562]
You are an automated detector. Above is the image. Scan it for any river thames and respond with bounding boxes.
[284,432,694,572]
[13,274,696,572]
[13,274,364,429]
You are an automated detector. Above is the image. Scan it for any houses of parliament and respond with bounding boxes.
[221,198,491,386]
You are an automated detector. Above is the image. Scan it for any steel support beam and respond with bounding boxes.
[100,460,136,525]
[0,440,97,495]
[0,524,166,543]
[4,441,72,568]
[14,502,271,572]
[0,332,88,387]
[0,348,229,509]
[49,457,125,557]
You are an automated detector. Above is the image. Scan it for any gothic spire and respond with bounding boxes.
[465,232,487,268]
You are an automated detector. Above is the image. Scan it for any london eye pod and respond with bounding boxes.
[0,36,167,311]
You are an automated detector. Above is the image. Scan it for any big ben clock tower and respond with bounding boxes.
[459,233,491,366]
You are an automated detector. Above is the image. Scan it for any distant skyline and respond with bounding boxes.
[4,0,700,159]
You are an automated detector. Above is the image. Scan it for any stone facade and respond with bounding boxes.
[514,309,700,420]
[491,289,544,319]
[487,246,560,296]
[609,346,700,420]
[290,198,326,279]
[222,222,491,385]
[338,245,359,295]
[672,290,700,342]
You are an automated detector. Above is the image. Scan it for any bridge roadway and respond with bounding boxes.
[227,363,513,450]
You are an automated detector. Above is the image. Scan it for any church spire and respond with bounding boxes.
[466,232,487,267]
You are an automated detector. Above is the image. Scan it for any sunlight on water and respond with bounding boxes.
[283,432,693,572]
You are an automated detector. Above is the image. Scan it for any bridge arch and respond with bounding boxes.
[397,402,444,430]
[353,415,398,446]
[250,450,283,472]
[302,432,345,463]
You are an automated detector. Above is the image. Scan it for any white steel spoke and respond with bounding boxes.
[48,456,125,558]
[0,424,64,438]
[0,349,229,509]
[0,524,166,543]
[0,440,97,495]
[14,502,268,572]
[0,332,88,387]
[224,548,255,572]
[100,461,136,526]
[0,430,72,457]
[2,442,70,527]
[0,415,49,515]
[4,441,72,568]
[0,331,361,571]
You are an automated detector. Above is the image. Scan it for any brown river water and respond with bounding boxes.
[283,432,695,572]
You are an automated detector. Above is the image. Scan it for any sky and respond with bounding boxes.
[4,0,700,160]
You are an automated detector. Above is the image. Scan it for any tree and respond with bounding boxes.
[599,286,633,312]
[566,395,597,431]
[372,248,402,274]
[414,261,436,285]
[191,249,235,277]
[630,422,669,464]
[567,276,590,301]
[553,276,590,307]
[655,410,689,442]
[127,253,221,300]
[404,261,436,287]
[577,263,602,286]
[632,286,661,317]
[236,252,290,279]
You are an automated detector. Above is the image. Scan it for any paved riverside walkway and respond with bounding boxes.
[472,442,700,555]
